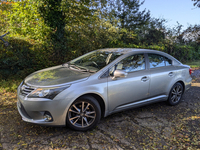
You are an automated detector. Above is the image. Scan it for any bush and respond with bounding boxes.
[0,37,41,78]
[1,0,200,80]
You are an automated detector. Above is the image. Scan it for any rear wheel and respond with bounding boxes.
[168,82,183,106]
[66,96,101,131]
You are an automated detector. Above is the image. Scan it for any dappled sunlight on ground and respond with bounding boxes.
[0,69,200,149]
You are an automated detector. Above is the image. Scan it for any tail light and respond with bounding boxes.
[189,68,192,75]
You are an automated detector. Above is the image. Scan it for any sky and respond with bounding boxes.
[140,0,200,30]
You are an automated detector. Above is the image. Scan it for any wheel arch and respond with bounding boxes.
[167,80,185,98]
[176,80,185,94]
[77,93,106,118]
[167,80,185,106]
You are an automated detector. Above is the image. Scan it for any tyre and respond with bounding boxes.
[66,96,101,131]
[168,82,183,106]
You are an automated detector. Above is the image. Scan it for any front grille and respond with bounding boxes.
[20,84,35,97]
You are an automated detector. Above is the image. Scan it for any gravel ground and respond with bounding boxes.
[0,69,200,150]
[191,68,200,83]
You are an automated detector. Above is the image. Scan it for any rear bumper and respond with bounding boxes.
[185,77,192,92]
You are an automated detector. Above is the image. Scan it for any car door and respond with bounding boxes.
[107,53,150,112]
[147,53,176,98]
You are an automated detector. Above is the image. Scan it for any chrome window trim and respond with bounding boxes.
[99,52,147,79]
[146,53,174,69]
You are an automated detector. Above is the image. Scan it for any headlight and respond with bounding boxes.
[27,85,70,99]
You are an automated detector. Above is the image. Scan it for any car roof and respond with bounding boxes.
[99,48,163,54]
[98,48,182,65]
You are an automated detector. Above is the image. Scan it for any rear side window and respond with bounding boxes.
[165,57,172,66]
[148,54,172,68]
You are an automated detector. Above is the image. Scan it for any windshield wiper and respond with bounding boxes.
[62,63,85,71]
[70,64,82,70]
[63,63,96,73]
[70,64,89,72]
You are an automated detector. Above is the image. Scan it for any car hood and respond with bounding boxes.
[24,65,91,87]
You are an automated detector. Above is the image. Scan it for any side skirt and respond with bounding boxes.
[108,95,168,116]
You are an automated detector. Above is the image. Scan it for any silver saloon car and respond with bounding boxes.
[17,48,192,131]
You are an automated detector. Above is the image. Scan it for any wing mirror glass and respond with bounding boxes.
[112,70,128,80]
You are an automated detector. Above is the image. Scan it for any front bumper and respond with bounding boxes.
[17,86,67,126]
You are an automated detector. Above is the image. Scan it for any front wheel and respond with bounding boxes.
[66,96,101,131]
[168,82,183,106]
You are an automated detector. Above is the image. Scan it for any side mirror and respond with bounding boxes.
[112,70,128,80]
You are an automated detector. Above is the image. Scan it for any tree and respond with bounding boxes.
[8,0,51,40]
[38,0,65,41]
[108,0,150,31]
[0,1,13,32]
[143,29,165,45]
[95,0,150,44]
[192,0,200,7]
[135,18,167,45]
[38,0,92,42]
[183,24,200,45]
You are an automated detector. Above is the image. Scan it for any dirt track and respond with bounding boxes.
[0,69,200,150]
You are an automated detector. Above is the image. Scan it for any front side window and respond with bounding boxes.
[115,54,145,73]
[148,54,172,68]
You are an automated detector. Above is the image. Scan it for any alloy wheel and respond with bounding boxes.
[168,82,183,106]
[171,84,183,103]
[68,101,96,128]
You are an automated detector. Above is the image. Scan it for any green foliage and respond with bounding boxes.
[38,0,65,31]
[8,0,51,41]
[37,0,95,61]
[64,10,134,56]
[0,78,22,93]
[185,60,200,68]
[0,0,200,79]
[183,24,200,45]
[0,36,52,79]
[0,1,12,32]
[164,44,199,62]
[143,29,165,45]
[135,18,167,45]
[108,0,150,31]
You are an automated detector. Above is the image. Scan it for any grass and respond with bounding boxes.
[185,60,200,68]
[0,78,22,93]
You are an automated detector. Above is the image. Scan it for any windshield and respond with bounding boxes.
[69,50,122,72]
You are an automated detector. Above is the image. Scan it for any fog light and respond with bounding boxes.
[43,112,53,122]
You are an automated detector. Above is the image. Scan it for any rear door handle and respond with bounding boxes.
[141,76,149,82]
[168,72,173,77]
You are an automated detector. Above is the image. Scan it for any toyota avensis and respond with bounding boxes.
[17,48,192,131]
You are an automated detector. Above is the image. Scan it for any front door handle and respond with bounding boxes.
[141,76,148,82]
